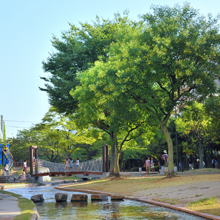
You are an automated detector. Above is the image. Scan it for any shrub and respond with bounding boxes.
[130,167,139,172]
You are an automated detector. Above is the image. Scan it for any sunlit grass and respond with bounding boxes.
[182,168,220,173]
[16,168,23,175]
[52,174,78,180]
[187,197,220,216]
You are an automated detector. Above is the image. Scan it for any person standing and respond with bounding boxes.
[158,161,161,174]
[22,169,27,183]
[159,152,165,175]
[70,158,74,171]
[5,164,9,176]
[162,150,168,163]
[144,157,150,175]
[212,158,216,168]
[75,158,79,171]
[65,158,70,171]
[23,160,27,174]
[179,162,181,171]
[150,157,154,172]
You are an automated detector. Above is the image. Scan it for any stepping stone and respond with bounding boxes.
[55,193,68,202]
[91,194,108,201]
[111,195,124,200]
[31,194,44,202]
[71,194,88,202]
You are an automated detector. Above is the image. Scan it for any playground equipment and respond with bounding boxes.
[0,143,13,176]
[29,145,109,178]
[0,143,13,168]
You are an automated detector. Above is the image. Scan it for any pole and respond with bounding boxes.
[57,141,59,163]
[175,108,179,169]
[102,145,106,172]
[106,145,109,172]
[57,129,59,163]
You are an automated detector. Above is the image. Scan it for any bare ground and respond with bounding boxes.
[65,173,220,208]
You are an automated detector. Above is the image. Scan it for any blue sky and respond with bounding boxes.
[1,0,219,138]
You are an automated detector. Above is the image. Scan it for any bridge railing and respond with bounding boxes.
[33,157,103,175]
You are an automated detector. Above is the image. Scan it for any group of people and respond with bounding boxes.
[144,151,219,175]
[144,157,155,175]
[65,157,79,172]
[144,150,168,175]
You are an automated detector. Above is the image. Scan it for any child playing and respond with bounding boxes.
[150,157,154,172]
[22,169,26,183]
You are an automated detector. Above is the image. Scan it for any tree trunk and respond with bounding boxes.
[199,142,204,168]
[198,130,203,169]
[161,123,174,177]
[120,152,124,171]
[204,149,207,168]
[110,131,119,176]
[115,147,120,177]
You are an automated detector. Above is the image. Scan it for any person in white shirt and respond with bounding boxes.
[5,164,9,176]
[75,158,79,171]
[23,160,27,174]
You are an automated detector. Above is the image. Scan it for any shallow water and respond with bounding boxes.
[6,186,203,220]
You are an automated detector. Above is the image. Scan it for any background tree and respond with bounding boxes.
[204,95,220,144]
[176,102,211,168]
[35,107,101,161]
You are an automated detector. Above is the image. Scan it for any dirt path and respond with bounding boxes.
[133,180,220,206]
[10,167,22,175]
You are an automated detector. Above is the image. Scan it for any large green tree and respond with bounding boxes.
[82,4,220,176]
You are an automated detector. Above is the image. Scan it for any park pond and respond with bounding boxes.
[6,186,204,219]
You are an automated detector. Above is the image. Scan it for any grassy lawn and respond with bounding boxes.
[65,176,164,195]
[52,174,78,180]
[181,168,220,173]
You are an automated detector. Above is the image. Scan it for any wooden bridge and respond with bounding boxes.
[29,145,109,178]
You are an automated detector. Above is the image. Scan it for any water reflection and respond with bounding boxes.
[55,202,67,208]
[71,201,88,208]
[6,186,204,220]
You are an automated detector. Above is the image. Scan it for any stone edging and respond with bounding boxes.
[30,206,41,220]
[55,186,220,220]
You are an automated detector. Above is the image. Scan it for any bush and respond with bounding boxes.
[130,167,140,172]
[154,165,159,171]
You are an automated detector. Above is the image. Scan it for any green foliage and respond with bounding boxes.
[176,101,212,167]
[40,12,132,114]
[204,95,220,144]
[10,107,104,162]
